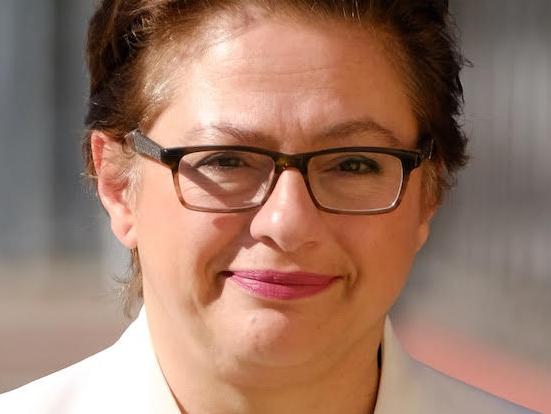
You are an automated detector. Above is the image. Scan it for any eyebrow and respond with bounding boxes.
[187,124,275,146]
[315,118,402,147]
[186,117,402,147]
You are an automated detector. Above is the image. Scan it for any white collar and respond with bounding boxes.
[373,317,423,413]
[85,306,181,413]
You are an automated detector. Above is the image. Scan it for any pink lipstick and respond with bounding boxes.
[226,270,340,300]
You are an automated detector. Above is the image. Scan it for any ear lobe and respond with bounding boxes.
[415,220,430,253]
[415,205,437,253]
[91,132,138,249]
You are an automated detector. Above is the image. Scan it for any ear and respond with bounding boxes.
[91,131,138,249]
[415,203,437,253]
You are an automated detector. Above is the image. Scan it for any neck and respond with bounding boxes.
[175,340,380,414]
[180,358,381,414]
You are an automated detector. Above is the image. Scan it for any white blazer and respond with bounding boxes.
[0,307,534,413]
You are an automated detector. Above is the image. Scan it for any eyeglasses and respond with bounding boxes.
[127,129,433,215]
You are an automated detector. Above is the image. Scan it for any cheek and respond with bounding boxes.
[134,164,251,307]
[334,178,425,314]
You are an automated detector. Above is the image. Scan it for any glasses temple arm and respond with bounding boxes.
[128,129,164,162]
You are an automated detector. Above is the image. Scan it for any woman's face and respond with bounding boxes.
[121,17,432,381]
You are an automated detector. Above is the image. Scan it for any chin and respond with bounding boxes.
[201,275,351,382]
[211,314,330,387]
[209,302,333,375]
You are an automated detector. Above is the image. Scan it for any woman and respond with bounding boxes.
[0,0,533,413]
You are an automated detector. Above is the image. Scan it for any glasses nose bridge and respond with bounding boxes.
[264,153,317,209]
[273,153,309,176]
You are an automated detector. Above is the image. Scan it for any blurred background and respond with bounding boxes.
[0,0,549,411]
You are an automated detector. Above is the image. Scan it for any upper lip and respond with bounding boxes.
[225,270,341,285]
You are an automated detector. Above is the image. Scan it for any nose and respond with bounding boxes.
[249,169,323,253]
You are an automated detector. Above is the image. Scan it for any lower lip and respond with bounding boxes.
[226,271,339,300]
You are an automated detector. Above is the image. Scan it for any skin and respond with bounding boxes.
[93,15,434,414]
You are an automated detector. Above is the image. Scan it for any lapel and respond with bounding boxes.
[373,318,425,413]
[72,307,181,413]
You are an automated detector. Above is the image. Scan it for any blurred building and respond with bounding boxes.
[396,0,551,357]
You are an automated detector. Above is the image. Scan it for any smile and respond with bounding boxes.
[224,270,341,300]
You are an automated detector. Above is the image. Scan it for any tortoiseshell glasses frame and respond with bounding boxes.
[126,129,433,215]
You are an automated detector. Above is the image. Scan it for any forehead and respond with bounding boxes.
[149,16,417,150]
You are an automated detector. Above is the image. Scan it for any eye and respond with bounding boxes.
[336,156,382,174]
[195,152,247,169]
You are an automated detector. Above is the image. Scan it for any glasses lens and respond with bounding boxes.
[308,151,403,212]
[178,150,275,210]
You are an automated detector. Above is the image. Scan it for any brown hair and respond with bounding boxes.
[84,0,467,314]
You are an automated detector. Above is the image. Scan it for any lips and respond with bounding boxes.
[225,270,340,300]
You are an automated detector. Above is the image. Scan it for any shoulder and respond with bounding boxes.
[405,355,533,413]
[0,343,117,414]
[374,318,535,414]
[0,309,179,414]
